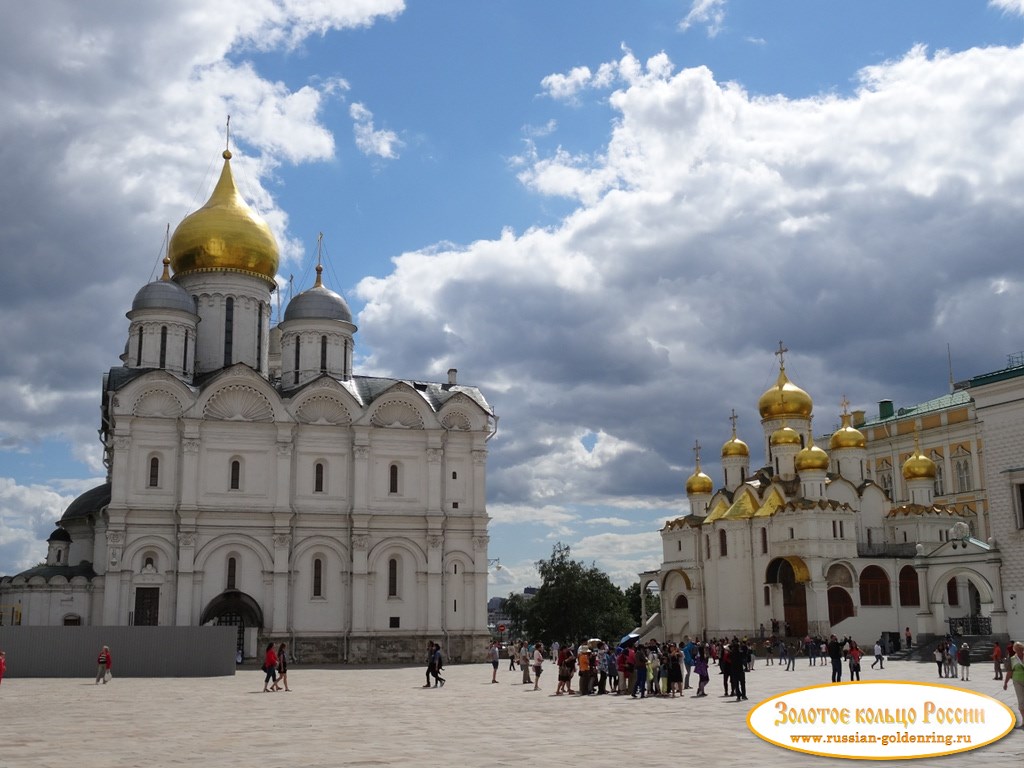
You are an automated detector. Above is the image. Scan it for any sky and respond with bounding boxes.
[2,0,1024,599]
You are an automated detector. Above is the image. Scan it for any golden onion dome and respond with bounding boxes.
[902,448,936,480]
[686,467,714,495]
[758,367,813,419]
[795,437,830,472]
[168,151,279,284]
[770,425,802,446]
[830,412,866,450]
[721,435,749,458]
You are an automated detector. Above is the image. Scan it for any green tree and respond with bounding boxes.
[525,543,632,646]
[624,581,661,628]
[502,592,530,639]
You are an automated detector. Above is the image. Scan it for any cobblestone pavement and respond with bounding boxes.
[1,658,1022,768]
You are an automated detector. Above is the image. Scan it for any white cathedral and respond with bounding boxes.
[641,350,1007,648]
[0,149,496,663]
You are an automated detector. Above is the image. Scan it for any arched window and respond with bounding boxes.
[230,459,241,490]
[718,529,728,557]
[388,557,399,597]
[144,555,155,569]
[314,462,325,493]
[389,464,400,495]
[705,535,710,559]
[674,594,688,609]
[182,331,189,373]
[934,461,944,496]
[148,456,160,488]
[294,337,301,385]
[956,460,972,493]
[136,326,144,367]
[312,557,323,597]
[763,585,771,606]
[223,297,234,366]
[159,326,168,369]
[859,565,891,606]
[898,565,920,606]
[946,577,959,606]
[63,614,82,626]
[320,335,328,373]
[226,557,237,590]
[760,527,768,554]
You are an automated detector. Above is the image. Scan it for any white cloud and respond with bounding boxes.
[990,0,1024,16]
[350,101,403,159]
[679,0,727,37]
[586,517,632,527]
[0,0,403,466]
[0,478,91,574]
[356,40,1024,586]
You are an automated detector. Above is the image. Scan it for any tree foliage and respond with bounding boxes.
[624,581,661,627]
[519,543,632,646]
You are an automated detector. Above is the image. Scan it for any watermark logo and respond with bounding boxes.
[747,681,1015,760]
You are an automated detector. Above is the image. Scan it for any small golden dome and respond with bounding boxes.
[168,151,279,284]
[795,440,829,472]
[721,435,749,458]
[830,412,866,450]
[686,468,714,495]
[902,448,936,480]
[758,368,813,419]
[770,425,802,446]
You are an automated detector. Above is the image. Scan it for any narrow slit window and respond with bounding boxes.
[312,557,323,597]
[314,462,325,493]
[148,456,160,488]
[159,326,167,369]
[223,297,234,366]
[230,459,241,490]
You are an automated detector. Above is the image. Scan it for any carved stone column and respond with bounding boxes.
[175,531,196,625]
[272,532,291,633]
[102,530,125,625]
[427,534,443,632]
[351,533,369,632]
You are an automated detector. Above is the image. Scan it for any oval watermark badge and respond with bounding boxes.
[747,681,1016,760]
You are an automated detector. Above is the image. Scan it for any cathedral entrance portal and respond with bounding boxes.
[200,590,264,657]
[767,557,809,637]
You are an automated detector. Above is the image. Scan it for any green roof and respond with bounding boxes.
[962,363,1024,389]
[860,389,972,427]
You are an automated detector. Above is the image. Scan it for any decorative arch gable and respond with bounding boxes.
[440,410,472,431]
[133,388,185,418]
[122,535,177,571]
[295,394,352,425]
[203,384,275,422]
[369,398,425,429]
[438,392,489,431]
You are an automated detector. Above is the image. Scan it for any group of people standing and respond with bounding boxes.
[932,639,971,680]
[261,642,291,692]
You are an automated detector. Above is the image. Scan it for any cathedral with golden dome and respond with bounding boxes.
[0,148,496,663]
[640,346,1010,648]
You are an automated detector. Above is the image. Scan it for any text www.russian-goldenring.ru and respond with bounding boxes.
[789,732,972,747]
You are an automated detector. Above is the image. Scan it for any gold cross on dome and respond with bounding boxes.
[693,439,702,464]
[840,394,850,415]
[775,340,788,367]
[729,408,738,434]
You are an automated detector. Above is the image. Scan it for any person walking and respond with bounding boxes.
[277,642,291,691]
[95,645,112,685]
[423,642,435,688]
[870,639,884,670]
[431,643,445,687]
[694,649,709,697]
[1002,641,1024,729]
[509,642,518,671]
[904,627,913,651]
[933,644,945,678]
[262,642,279,692]
[730,640,747,701]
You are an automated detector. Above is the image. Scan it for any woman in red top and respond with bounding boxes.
[848,641,863,681]
[263,642,280,692]
[95,646,112,684]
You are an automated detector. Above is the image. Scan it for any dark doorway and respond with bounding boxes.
[134,587,160,626]
[767,558,808,637]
